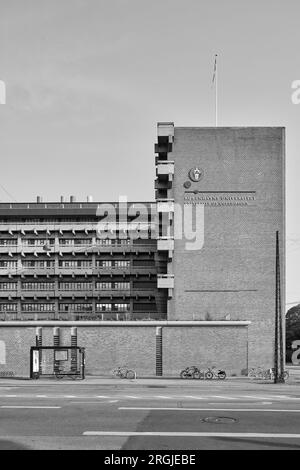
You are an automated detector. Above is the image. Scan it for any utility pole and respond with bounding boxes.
[274,230,285,383]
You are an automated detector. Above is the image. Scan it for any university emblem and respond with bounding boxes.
[188,167,204,182]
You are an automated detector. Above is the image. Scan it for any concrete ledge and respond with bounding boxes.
[0,320,251,327]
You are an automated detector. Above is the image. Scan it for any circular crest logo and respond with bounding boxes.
[188,167,204,182]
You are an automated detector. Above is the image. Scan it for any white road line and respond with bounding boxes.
[182,396,205,400]
[124,396,140,399]
[4,395,17,397]
[96,396,109,398]
[36,395,48,398]
[83,431,300,438]
[1,406,61,409]
[118,406,300,413]
[63,395,76,398]
[211,396,237,400]
[153,396,171,399]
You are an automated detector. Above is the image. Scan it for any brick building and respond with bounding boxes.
[0,123,285,377]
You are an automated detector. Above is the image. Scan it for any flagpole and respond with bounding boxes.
[215,54,218,127]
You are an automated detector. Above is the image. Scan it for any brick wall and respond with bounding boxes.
[0,324,249,377]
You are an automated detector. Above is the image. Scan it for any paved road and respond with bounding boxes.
[1,380,300,450]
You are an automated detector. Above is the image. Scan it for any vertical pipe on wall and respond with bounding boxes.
[71,327,78,373]
[35,327,42,373]
[156,326,163,376]
[53,327,60,374]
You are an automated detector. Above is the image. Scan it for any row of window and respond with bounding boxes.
[0,281,154,290]
[0,260,136,269]
[0,303,131,312]
[0,238,142,246]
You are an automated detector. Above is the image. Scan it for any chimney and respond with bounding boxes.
[87,195,93,203]
[70,195,76,203]
[60,196,64,203]
[37,196,42,203]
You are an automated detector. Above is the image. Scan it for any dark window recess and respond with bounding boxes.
[133,260,155,267]
[133,282,156,289]
[133,303,156,312]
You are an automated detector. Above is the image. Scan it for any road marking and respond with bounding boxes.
[118,406,300,413]
[83,431,300,438]
[4,395,17,397]
[63,395,76,398]
[211,396,237,400]
[1,406,61,409]
[182,396,205,400]
[96,395,109,398]
[124,396,140,399]
[36,395,48,398]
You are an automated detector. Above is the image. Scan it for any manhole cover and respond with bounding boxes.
[203,416,237,424]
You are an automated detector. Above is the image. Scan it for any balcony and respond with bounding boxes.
[157,122,174,141]
[156,199,174,213]
[157,237,174,253]
[156,161,174,179]
[157,274,174,289]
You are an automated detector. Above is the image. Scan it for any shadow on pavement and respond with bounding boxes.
[0,440,29,450]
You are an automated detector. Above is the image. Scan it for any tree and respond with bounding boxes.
[286,304,300,363]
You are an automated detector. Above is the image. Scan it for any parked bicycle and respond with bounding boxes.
[112,365,136,379]
[204,366,226,380]
[248,367,289,380]
[180,365,201,379]
[263,368,289,381]
[248,366,265,379]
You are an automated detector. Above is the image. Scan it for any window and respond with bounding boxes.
[58,282,92,290]
[113,260,130,268]
[22,239,55,247]
[96,239,112,246]
[0,239,17,246]
[114,282,130,290]
[97,260,112,268]
[22,261,54,269]
[59,303,92,312]
[0,282,17,290]
[21,303,55,312]
[96,303,112,312]
[114,303,130,312]
[0,303,17,311]
[0,261,18,269]
[96,282,112,290]
[58,260,92,268]
[22,282,55,290]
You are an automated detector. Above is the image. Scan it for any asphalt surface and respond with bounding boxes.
[1,378,300,450]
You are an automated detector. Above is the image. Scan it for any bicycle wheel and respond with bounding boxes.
[205,371,213,380]
[248,369,256,379]
[126,370,136,379]
[180,370,188,379]
[218,372,226,380]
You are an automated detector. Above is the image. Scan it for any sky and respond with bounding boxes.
[0,0,299,305]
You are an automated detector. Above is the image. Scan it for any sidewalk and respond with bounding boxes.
[1,374,300,387]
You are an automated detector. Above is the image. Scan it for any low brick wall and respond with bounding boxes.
[0,323,250,378]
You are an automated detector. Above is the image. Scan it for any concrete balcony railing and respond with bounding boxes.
[157,237,174,253]
[156,199,174,213]
[157,274,174,289]
[156,161,174,178]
